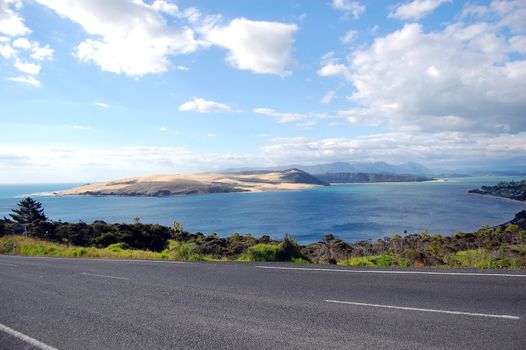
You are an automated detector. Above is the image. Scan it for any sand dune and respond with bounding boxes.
[57,169,329,197]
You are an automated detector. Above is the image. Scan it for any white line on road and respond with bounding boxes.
[0,323,58,350]
[0,262,18,267]
[255,265,526,277]
[325,300,521,320]
[81,272,129,280]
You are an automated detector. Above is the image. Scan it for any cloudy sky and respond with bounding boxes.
[1,0,525,183]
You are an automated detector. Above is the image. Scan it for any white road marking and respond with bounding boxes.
[81,272,129,280]
[0,323,58,350]
[255,265,526,278]
[325,300,521,320]
[0,262,18,267]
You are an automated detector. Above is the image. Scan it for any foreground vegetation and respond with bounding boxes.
[1,197,526,268]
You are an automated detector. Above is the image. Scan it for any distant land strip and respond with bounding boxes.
[56,169,436,197]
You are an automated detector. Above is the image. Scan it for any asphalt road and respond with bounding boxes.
[1,255,525,350]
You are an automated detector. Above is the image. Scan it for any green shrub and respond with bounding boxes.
[290,257,310,264]
[242,243,281,262]
[398,257,411,267]
[167,240,204,261]
[0,237,16,254]
[447,249,496,268]
[277,234,302,261]
[107,242,129,252]
[340,255,395,266]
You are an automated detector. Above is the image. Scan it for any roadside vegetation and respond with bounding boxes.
[1,197,525,268]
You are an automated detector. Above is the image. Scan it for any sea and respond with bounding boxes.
[0,176,525,243]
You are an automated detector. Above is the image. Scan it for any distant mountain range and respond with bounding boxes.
[226,161,525,177]
[300,161,433,176]
[226,161,435,176]
[315,173,434,184]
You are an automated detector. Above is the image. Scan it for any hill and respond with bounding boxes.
[469,180,526,201]
[314,172,435,183]
[225,161,435,176]
[57,168,329,197]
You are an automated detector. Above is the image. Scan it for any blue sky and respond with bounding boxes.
[0,0,525,183]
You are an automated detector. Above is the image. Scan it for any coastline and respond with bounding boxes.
[468,192,526,204]
[52,183,326,198]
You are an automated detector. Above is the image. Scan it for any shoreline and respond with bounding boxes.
[468,192,526,204]
[50,184,327,198]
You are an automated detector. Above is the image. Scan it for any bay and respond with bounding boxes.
[0,176,525,243]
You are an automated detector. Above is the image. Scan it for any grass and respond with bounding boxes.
[339,254,399,267]
[239,243,281,262]
[446,247,525,268]
[166,240,205,261]
[0,235,168,260]
[238,243,311,263]
[2,235,524,268]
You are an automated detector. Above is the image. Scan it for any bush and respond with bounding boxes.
[167,241,204,261]
[277,234,302,261]
[107,242,129,252]
[340,254,395,266]
[446,249,496,268]
[242,243,281,262]
[0,237,16,254]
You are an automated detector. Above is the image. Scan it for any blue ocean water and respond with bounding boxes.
[0,177,525,243]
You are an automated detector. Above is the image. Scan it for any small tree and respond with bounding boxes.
[171,220,184,239]
[10,197,47,224]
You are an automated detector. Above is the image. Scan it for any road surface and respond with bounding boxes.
[1,255,525,349]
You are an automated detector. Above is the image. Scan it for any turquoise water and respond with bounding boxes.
[0,177,525,243]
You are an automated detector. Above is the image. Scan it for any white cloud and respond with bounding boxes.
[461,1,526,34]
[10,37,54,60]
[175,65,189,71]
[339,6,526,133]
[338,108,383,126]
[318,63,351,80]
[260,132,526,168]
[0,2,53,85]
[341,30,358,44]
[321,91,336,104]
[29,43,54,60]
[296,121,317,128]
[390,0,450,21]
[0,41,14,58]
[206,17,298,75]
[14,60,41,75]
[7,75,40,87]
[320,51,337,65]
[253,107,337,123]
[68,125,95,131]
[207,133,216,137]
[179,98,232,113]
[35,0,201,76]
[151,0,179,16]
[0,145,253,183]
[2,130,526,182]
[0,0,30,37]
[331,0,366,19]
[94,102,109,108]
[12,37,30,49]
[159,127,168,132]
